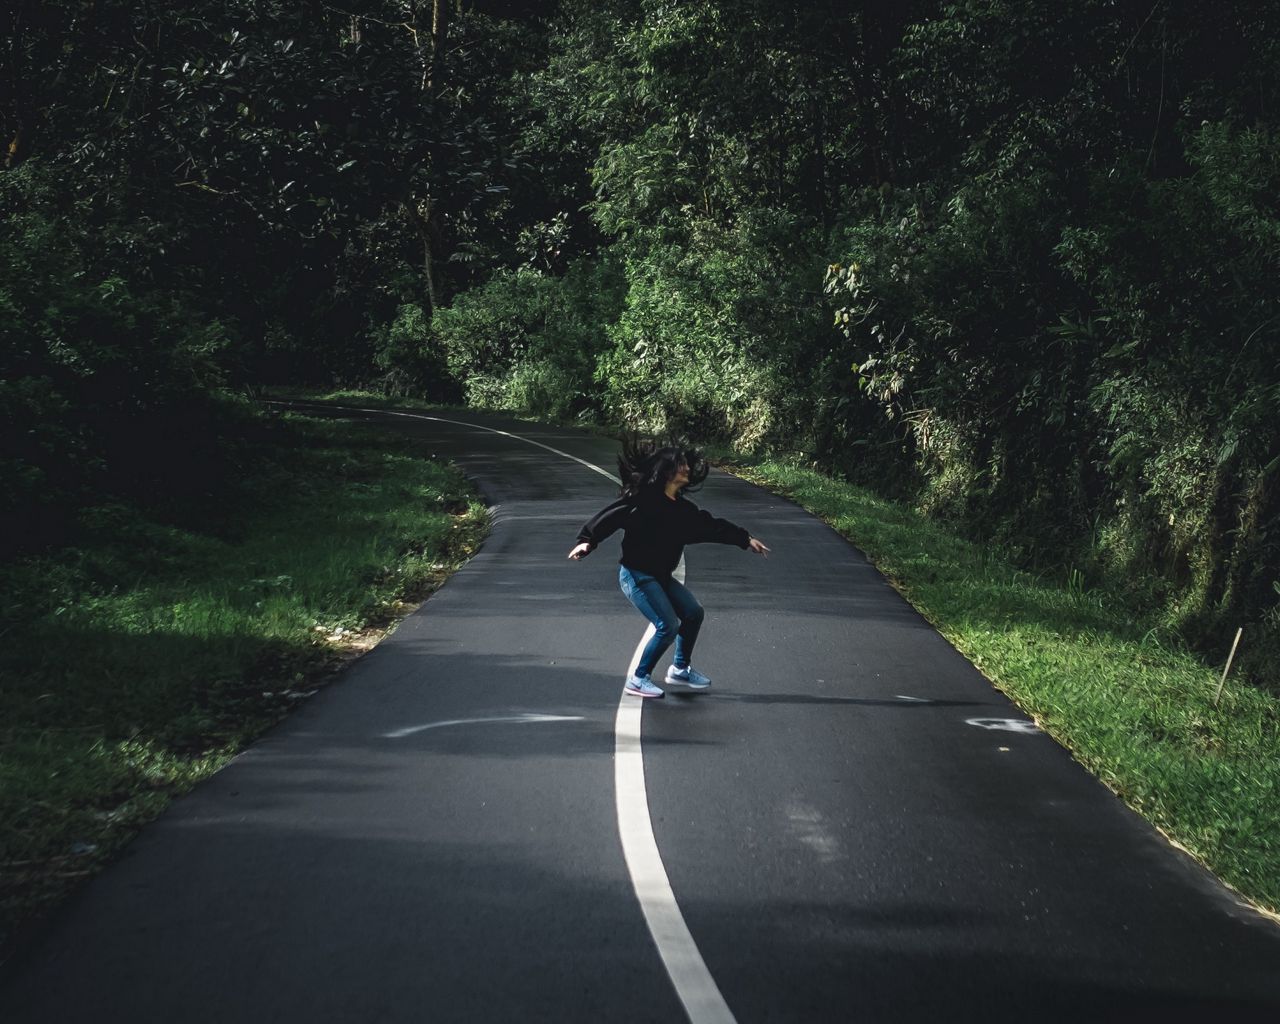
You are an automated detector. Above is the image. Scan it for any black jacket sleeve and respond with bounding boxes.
[576,496,633,549]
[686,501,751,548]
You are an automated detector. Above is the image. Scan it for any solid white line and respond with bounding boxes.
[300,402,737,1023]
[617,561,737,1023]
[614,690,735,1023]
[320,404,619,483]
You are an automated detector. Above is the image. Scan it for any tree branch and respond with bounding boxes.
[318,2,413,32]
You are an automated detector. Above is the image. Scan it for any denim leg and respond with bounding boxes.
[619,566,680,678]
[664,578,705,668]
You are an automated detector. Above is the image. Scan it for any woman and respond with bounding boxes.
[567,440,769,698]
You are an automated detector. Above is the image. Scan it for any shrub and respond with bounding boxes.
[597,212,853,451]
[824,122,1280,687]
[371,304,459,401]
[429,258,624,420]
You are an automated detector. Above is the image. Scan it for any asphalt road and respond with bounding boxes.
[3,406,1278,1023]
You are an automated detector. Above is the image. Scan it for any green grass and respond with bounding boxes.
[727,457,1279,916]
[0,411,488,943]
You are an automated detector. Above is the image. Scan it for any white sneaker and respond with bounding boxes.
[625,675,665,698]
[665,665,711,690]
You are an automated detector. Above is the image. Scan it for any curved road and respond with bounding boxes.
[3,406,1278,1022]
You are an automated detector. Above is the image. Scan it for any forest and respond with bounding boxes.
[4,0,1279,688]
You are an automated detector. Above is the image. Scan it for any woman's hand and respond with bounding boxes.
[568,542,593,560]
[748,537,770,556]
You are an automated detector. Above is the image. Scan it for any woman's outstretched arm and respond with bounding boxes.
[569,495,632,560]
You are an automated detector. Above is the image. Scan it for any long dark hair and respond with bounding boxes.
[617,435,709,499]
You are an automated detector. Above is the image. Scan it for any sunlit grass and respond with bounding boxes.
[0,413,488,941]
[730,457,1279,916]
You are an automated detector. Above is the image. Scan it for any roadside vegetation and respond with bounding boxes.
[0,411,487,947]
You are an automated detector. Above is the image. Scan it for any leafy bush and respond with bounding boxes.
[597,239,775,445]
[430,258,625,420]
[825,120,1280,686]
[598,212,859,452]
[371,304,459,401]
[1061,125,1280,680]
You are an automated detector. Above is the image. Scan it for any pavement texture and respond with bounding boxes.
[3,406,1279,1023]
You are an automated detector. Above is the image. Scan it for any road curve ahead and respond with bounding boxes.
[3,406,1278,1023]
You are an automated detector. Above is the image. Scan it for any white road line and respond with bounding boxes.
[296,403,619,482]
[294,402,737,1024]
[616,681,736,1023]
[617,558,737,1023]
[384,714,583,739]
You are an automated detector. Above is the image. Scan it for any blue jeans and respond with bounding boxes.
[619,565,705,679]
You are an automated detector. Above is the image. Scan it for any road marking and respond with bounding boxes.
[786,801,842,863]
[384,714,583,739]
[297,403,736,1024]
[293,403,619,483]
[615,683,736,1023]
[618,559,738,1023]
[966,717,1042,734]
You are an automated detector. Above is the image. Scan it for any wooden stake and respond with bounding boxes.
[1213,626,1243,707]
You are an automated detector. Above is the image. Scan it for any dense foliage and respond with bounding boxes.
[4,0,1278,683]
[2,0,534,548]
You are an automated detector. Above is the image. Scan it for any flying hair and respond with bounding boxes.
[616,433,709,499]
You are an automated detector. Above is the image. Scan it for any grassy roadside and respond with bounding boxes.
[0,410,488,947]
[724,457,1279,917]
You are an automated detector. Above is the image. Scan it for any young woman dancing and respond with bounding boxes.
[567,442,769,698]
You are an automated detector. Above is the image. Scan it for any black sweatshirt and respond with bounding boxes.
[576,489,750,580]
